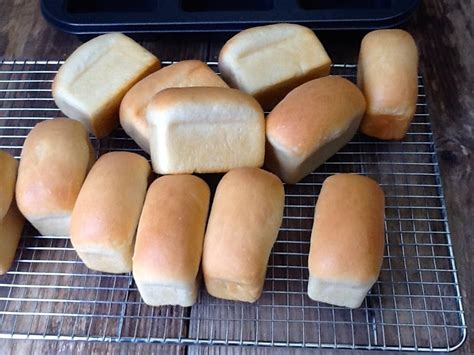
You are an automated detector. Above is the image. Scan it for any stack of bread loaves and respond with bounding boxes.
[0,25,420,310]
[120,60,229,153]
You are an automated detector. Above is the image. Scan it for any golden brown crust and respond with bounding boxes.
[360,113,414,140]
[357,29,418,140]
[133,175,210,284]
[120,60,228,152]
[52,33,160,138]
[91,61,160,139]
[133,175,210,306]
[265,76,366,183]
[148,86,262,112]
[0,151,18,220]
[16,118,95,235]
[146,87,265,174]
[309,174,385,285]
[267,76,365,158]
[70,152,151,273]
[219,23,332,110]
[0,200,25,275]
[202,168,285,302]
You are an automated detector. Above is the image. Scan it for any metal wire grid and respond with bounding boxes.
[0,60,466,351]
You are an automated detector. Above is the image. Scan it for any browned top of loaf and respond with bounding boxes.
[70,151,151,250]
[133,175,210,284]
[218,23,331,98]
[0,151,18,220]
[147,86,263,119]
[266,76,366,159]
[16,118,94,216]
[0,200,25,274]
[358,29,418,117]
[202,167,285,285]
[120,60,228,123]
[309,174,385,285]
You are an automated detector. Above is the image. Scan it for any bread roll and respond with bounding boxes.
[70,152,151,273]
[147,87,265,174]
[219,23,331,110]
[265,76,366,184]
[308,174,385,308]
[133,175,210,307]
[0,151,18,220]
[16,118,95,236]
[120,60,228,152]
[357,29,419,140]
[203,168,285,302]
[53,33,160,138]
[0,201,25,275]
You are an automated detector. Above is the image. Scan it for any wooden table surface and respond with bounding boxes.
[1,0,472,354]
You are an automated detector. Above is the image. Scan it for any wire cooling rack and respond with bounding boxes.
[0,60,467,351]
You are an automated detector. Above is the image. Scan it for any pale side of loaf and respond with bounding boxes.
[70,152,151,273]
[265,76,366,184]
[146,87,265,174]
[120,60,228,152]
[357,29,419,140]
[202,168,285,302]
[308,174,385,308]
[52,33,160,138]
[0,201,25,275]
[0,151,18,220]
[16,118,95,236]
[133,175,210,307]
[219,23,331,110]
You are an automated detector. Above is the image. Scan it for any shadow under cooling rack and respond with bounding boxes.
[0,59,467,351]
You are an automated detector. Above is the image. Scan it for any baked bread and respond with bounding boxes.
[133,175,210,307]
[219,23,331,110]
[308,174,385,308]
[146,87,265,174]
[0,201,25,275]
[70,152,151,273]
[53,33,160,138]
[202,168,285,302]
[0,151,18,220]
[357,29,419,140]
[16,118,95,236]
[265,76,366,184]
[120,60,228,152]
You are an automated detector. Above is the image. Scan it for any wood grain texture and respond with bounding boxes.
[0,0,472,353]
[0,340,186,355]
[188,347,392,355]
[409,2,473,354]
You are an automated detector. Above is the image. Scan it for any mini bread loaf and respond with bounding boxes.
[202,168,285,302]
[0,201,25,275]
[308,174,385,308]
[70,152,151,274]
[219,23,331,110]
[147,87,265,174]
[0,151,18,220]
[16,118,95,236]
[133,175,210,307]
[358,29,419,140]
[120,60,228,152]
[265,76,366,184]
[53,33,160,138]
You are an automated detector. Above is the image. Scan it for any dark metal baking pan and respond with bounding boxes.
[41,0,420,34]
